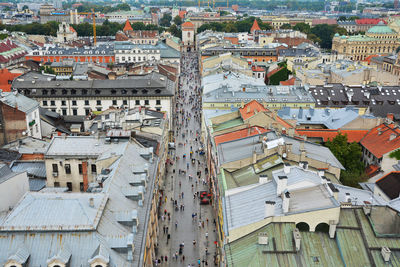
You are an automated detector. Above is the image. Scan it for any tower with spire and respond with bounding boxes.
[250,19,261,35]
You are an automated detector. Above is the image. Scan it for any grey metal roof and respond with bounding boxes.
[33,43,114,56]
[282,136,345,170]
[45,136,128,158]
[202,72,265,95]
[4,137,50,154]
[310,84,400,111]
[28,178,46,191]
[11,161,46,178]
[278,107,360,129]
[203,83,315,104]
[13,72,175,98]
[0,91,39,114]
[224,165,340,231]
[217,132,279,164]
[225,181,281,231]
[0,192,107,231]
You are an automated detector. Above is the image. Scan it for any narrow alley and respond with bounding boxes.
[156,52,218,267]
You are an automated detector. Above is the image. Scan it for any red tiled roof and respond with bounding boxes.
[312,19,337,25]
[252,65,264,72]
[366,165,380,177]
[355,18,386,25]
[69,26,76,33]
[123,20,133,32]
[364,54,379,64]
[280,77,296,86]
[296,129,369,143]
[239,100,267,120]
[182,21,194,28]
[0,68,22,92]
[273,37,312,48]
[360,123,400,159]
[214,126,268,146]
[179,10,187,19]
[267,67,283,78]
[250,19,261,32]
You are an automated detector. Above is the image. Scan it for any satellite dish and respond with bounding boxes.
[282,153,287,158]
[22,131,26,136]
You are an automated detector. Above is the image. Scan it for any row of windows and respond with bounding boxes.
[52,163,96,174]
[43,99,162,106]
[39,88,162,96]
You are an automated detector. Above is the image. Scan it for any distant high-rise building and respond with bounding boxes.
[395,0,399,9]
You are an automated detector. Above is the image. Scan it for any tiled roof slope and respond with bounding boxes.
[360,123,400,158]
[214,126,268,146]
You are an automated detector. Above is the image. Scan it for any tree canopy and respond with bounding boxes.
[173,15,182,26]
[325,134,366,187]
[160,13,172,27]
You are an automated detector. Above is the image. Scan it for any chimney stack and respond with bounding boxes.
[89,197,94,208]
[264,201,275,218]
[283,163,291,174]
[293,228,301,251]
[277,175,288,195]
[258,232,269,245]
[381,247,391,262]
[299,161,308,170]
[282,191,290,213]
[259,174,269,184]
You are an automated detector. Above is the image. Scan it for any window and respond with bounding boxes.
[72,109,78,115]
[85,109,90,116]
[112,100,117,105]
[84,100,89,105]
[50,100,55,106]
[97,100,101,105]
[61,100,66,106]
[72,100,77,106]
[54,182,60,187]
[123,100,128,105]
[52,163,58,173]
[43,100,48,106]
[156,99,161,105]
[78,164,83,174]
[156,107,161,111]
[97,107,102,112]
[66,182,72,191]
[135,100,140,105]
[80,182,84,192]
[144,100,149,105]
[51,109,56,112]
[65,164,71,174]
[91,164,97,173]
[62,109,67,115]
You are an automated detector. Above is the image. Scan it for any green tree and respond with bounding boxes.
[338,16,347,21]
[219,10,229,16]
[280,23,292,29]
[293,22,311,34]
[310,24,346,49]
[168,24,181,39]
[22,5,29,11]
[325,134,366,187]
[160,13,172,27]
[115,3,131,11]
[173,15,182,26]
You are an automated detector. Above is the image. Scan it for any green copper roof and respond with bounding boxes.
[367,24,394,34]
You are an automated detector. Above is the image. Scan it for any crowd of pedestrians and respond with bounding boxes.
[154,52,218,266]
